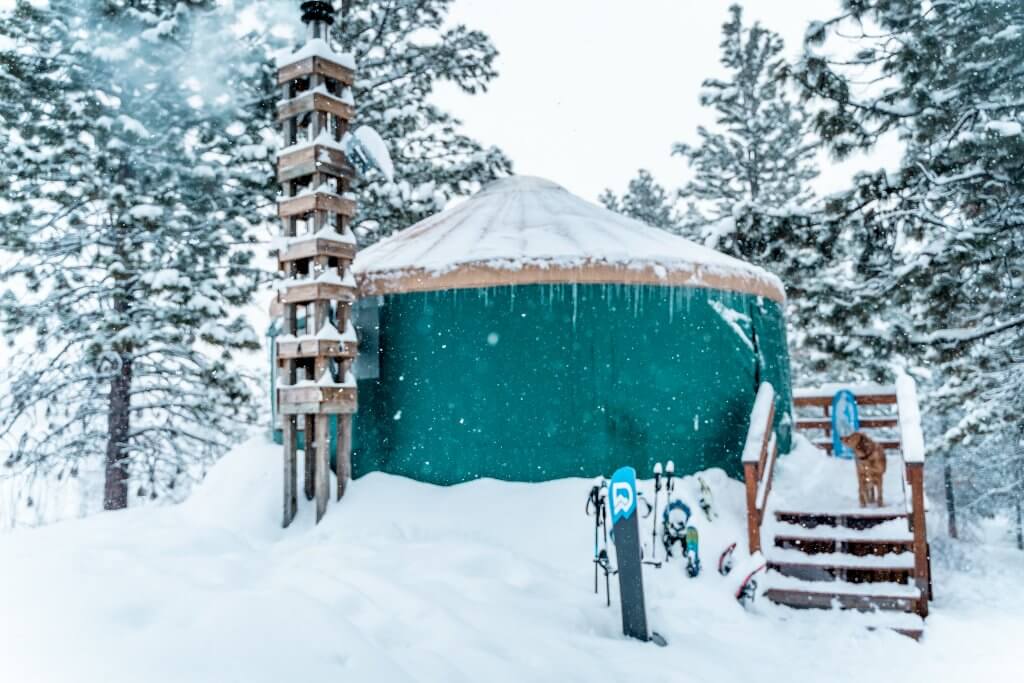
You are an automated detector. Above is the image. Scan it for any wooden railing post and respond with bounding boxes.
[742,382,777,556]
[906,462,930,617]
[744,462,761,554]
[897,375,930,617]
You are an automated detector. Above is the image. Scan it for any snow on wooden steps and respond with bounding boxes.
[774,506,907,518]
[767,548,915,569]
[764,573,921,610]
[768,518,913,542]
[766,602,926,640]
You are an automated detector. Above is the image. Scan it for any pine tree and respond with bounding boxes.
[793,0,1024,526]
[0,0,271,509]
[673,5,818,230]
[599,170,682,233]
[673,5,830,380]
[327,0,512,244]
[0,0,511,516]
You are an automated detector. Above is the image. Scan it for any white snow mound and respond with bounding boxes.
[0,436,1021,682]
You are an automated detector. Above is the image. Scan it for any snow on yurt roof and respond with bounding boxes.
[354,176,785,302]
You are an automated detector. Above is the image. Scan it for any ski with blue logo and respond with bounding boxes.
[609,466,666,646]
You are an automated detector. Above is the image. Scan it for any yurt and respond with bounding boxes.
[271,175,793,484]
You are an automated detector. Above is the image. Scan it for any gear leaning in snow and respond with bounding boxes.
[608,466,667,646]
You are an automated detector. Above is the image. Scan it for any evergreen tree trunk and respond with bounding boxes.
[104,351,133,511]
[1016,488,1023,551]
[1017,446,1024,551]
[104,274,133,511]
[944,457,958,539]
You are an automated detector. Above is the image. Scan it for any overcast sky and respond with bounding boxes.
[433,0,897,204]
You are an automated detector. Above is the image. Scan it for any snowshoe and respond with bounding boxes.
[661,500,691,559]
[718,542,736,576]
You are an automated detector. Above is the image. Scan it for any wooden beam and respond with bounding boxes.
[814,439,902,452]
[276,237,356,265]
[277,192,356,219]
[278,385,358,414]
[277,281,357,306]
[276,338,357,360]
[277,56,355,86]
[336,413,352,501]
[277,144,355,183]
[793,393,897,408]
[906,462,930,617]
[282,415,298,528]
[315,414,329,523]
[744,461,761,554]
[795,416,899,430]
[276,91,355,123]
[304,414,315,501]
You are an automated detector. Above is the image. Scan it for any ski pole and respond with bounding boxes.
[587,482,601,593]
[665,460,675,506]
[652,462,662,562]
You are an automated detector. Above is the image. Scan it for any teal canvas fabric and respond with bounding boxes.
[342,283,792,484]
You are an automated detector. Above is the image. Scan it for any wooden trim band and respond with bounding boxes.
[356,259,786,303]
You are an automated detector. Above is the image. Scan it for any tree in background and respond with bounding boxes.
[0,0,273,509]
[598,170,681,233]
[0,0,511,517]
[673,4,818,233]
[328,0,511,244]
[671,5,831,380]
[0,0,510,518]
[793,0,1024,535]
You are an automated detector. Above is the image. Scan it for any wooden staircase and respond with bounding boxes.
[742,380,932,640]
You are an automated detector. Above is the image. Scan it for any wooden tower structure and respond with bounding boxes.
[275,0,358,527]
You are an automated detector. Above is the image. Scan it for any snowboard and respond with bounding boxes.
[685,526,701,577]
[831,389,860,459]
[609,466,665,646]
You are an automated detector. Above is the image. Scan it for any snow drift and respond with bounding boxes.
[0,436,1020,682]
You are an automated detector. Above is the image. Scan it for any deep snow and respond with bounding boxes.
[1,436,1020,682]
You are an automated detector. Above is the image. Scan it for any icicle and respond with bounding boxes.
[572,283,578,332]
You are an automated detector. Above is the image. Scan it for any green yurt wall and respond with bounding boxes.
[351,283,791,484]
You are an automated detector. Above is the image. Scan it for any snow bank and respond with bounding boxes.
[1,436,1021,682]
[768,434,908,514]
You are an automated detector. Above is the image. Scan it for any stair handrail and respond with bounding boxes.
[896,375,931,616]
[742,382,778,554]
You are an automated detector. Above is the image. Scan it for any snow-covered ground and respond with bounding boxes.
[1,436,1020,682]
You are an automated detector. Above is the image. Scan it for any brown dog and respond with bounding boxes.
[841,431,887,507]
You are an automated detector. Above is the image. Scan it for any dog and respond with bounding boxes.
[840,431,887,508]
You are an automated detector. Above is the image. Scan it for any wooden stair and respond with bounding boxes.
[763,510,925,639]
[741,381,932,641]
